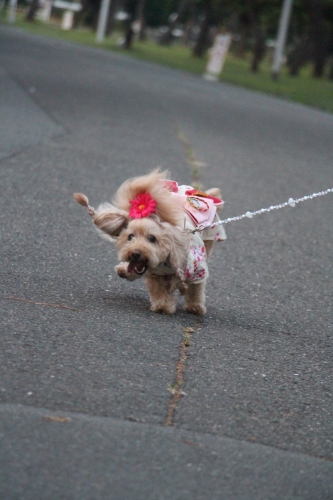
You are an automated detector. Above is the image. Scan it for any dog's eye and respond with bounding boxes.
[128,234,135,241]
[148,235,157,243]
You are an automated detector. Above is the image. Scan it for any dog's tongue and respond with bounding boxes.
[127,261,146,275]
[127,261,137,274]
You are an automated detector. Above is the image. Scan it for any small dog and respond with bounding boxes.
[74,170,226,315]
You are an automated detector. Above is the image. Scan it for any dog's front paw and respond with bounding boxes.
[115,263,141,281]
[184,303,206,315]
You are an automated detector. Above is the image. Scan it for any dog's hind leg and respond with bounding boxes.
[184,282,207,315]
[145,276,178,314]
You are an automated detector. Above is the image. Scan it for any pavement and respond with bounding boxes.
[0,25,332,500]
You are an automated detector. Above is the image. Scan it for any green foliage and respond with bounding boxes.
[222,53,333,112]
[145,0,178,26]
[122,0,179,26]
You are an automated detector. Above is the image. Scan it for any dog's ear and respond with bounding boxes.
[73,193,128,239]
[205,188,223,211]
[205,188,221,199]
[93,203,129,238]
[73,193,96,216]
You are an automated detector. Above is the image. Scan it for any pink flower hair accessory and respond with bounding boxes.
[129,192,157,219]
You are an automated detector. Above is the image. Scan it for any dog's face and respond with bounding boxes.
[116,217,173,276]
[73,169,192,279]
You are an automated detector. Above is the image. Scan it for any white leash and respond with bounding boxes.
[192,188,333,233]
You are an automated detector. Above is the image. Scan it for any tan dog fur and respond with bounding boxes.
[74,170,222,315]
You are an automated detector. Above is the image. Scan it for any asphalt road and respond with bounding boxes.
[0,26,332,499]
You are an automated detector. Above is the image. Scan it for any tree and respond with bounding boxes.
[287,0,333,77]
[135,0,148,40]
[306,0,329,76]
[106,0,119,36]
[192,0,225,57]
[245,0,267,72]
[25,0,40,21]
[158,0,193,45]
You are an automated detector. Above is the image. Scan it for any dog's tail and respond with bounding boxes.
[205,188,223,211]
[73,193,95,217]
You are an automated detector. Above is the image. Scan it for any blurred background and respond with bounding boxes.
[1,0,333,112]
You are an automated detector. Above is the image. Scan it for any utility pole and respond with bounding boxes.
[7,0,17,23]
[96,0,111,43]
[271,0,293,80]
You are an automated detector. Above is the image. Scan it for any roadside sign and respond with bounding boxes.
[53,1,82,11]
[204,34,231,81]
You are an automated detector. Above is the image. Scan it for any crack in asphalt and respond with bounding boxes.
[164,129,206,426]
[4,296,85,312]
[165,321,202,426]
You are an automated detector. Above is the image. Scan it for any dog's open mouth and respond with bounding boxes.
[127,260,148,276]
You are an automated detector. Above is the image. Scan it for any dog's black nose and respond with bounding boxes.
[131,250,141,261]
